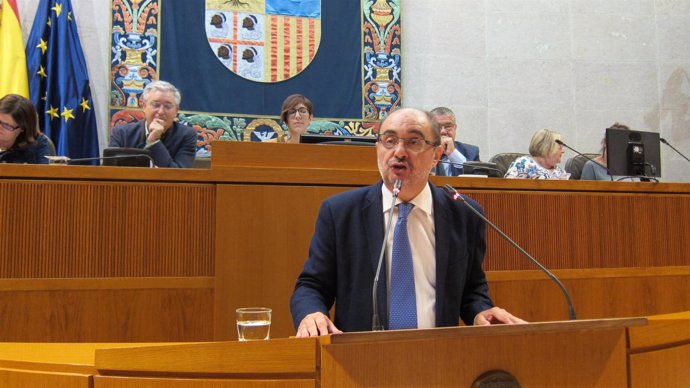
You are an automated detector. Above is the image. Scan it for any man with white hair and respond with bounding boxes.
[109,80,196,168]
[429,107,480,176]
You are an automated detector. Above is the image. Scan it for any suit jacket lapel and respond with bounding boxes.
[431,185,451,325]
[136,121,147,148]
[363,181,388,329]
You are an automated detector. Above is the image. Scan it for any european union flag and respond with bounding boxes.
[25,0,99,163]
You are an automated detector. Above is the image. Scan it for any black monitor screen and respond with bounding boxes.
[299,134,377,146]
[102,148,153,167]
[606,128,661,177]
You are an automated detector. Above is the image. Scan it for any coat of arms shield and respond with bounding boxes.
[205,0,321,83]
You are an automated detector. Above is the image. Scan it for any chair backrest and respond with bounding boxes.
[488,153,527,177]
[44,134,57,156]
[564,154,600,180]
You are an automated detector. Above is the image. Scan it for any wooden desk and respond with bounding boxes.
[0,141,689,341]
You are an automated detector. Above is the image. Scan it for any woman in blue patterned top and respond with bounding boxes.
[504,128,570,180]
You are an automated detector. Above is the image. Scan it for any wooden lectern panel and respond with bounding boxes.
[321,319,644,388]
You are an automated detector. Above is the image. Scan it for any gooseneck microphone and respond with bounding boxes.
[442,184,577,320]
[660,138,690,165]
[372,178,402,331]
[555,139,612,181]
[46,154,156,167]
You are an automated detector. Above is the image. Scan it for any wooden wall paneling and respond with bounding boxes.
[214,184,347,340]
[2,160,690,342]
[466,191,690,270]
[0,180,215,278]
[0,277,214,342]
[487,268,690,322]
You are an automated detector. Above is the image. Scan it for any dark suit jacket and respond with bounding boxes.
[0,134,51,164]
[108,120,197,168]
[436,141,481,176]
[290,181,494,332]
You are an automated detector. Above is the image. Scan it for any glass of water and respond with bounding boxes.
[236,307,272,341]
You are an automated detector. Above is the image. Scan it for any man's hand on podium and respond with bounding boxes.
[474,307,528,325]
[296,312,343,337]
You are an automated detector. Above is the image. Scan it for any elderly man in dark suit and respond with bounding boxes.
[429,106,480,176]
[290,107,524,337]
[108,80,196,168]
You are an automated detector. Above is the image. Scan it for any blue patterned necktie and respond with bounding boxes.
[389,202,417,329]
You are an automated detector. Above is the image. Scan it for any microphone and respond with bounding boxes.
[46,154,156,167]
[660,137,690,165]
[555,139,612,181]
[372,178,402,331]
[442,184,577,321]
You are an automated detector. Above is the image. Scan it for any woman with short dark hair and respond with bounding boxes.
[0,94,52,164]
[279,94,313,144]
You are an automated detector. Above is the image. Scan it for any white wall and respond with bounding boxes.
[18,0,690,182]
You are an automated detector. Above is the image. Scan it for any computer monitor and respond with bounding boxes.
[606,128,661,178]
[102,148,153,167]
[299,134,377,146]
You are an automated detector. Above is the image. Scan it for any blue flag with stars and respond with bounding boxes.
[25,0,99,163]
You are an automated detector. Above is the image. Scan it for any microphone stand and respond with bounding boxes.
[555,139,612,181]
[372,179,402,331]
[443,184,577,320]
[660,138,690,165]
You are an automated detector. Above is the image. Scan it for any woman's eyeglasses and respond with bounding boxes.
[0,120,21,132]
[287,107,309,117]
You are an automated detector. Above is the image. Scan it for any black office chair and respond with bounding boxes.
[488,153,527,177]
[564,154,600,180]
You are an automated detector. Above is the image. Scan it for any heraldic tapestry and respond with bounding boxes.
[110,0,402,156]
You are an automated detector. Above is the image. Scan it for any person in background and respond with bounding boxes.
[581,123,630,181]
[290,107,525,337]
[0,94,52,164]
[429,107,480,176]
[109,80,196,168]
[280,94,313,144]
[505,128,570,179]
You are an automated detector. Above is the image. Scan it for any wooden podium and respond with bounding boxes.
[90,318,643,387]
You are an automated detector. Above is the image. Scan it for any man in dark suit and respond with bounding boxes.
[109,80,196,168]
[430,107,480,176]
[290,108,524,337]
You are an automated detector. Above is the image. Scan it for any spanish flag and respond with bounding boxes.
[0,0,28,97]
